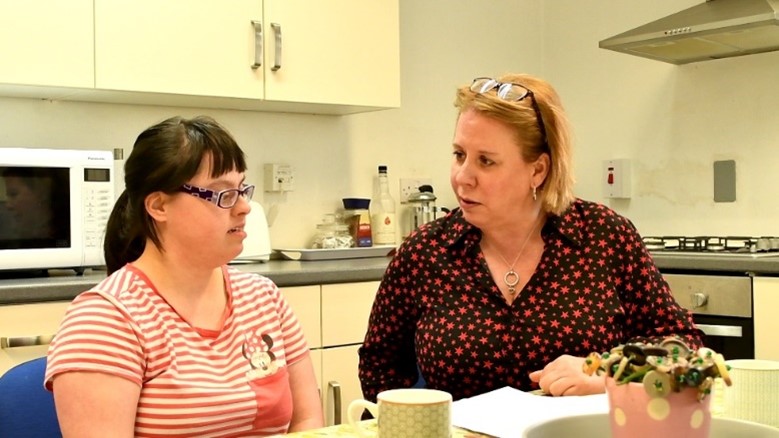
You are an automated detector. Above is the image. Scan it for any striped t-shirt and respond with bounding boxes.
[45,264,309,437]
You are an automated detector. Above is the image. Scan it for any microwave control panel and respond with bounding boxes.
[82,167,115,266]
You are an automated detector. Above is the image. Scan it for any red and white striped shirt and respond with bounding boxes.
[45,265,309,437]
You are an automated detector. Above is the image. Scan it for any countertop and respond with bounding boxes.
[3,251,779,306]
[0,257,392,305]
[651,252,779,275]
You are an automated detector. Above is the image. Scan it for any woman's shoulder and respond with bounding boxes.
[224,266,283,304]
[566,198,636,229]
[77,266,147,305]
[401,208,473,248]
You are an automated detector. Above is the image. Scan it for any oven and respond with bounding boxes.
[663,273,754,360]
[643,235,772,360]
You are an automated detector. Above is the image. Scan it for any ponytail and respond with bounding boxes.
[103,191,145,275]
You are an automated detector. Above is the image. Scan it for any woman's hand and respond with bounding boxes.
[528,355,605,396]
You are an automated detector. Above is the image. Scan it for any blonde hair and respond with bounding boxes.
[454,73,575,215]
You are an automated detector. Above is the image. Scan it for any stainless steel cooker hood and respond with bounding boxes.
[599,0,779,64]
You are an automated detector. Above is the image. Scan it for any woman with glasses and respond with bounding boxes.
[358,74,703,401]
[45,116,323,436]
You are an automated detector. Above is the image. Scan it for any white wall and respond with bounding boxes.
[546,0,779,236]
[2,0,779,249]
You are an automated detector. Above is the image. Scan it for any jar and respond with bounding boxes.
[311,223,338,249]
[311,214,353,249]
[342,198,372,247]
[333,223,354,248]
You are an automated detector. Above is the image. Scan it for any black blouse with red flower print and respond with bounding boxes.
[358,198,703,402]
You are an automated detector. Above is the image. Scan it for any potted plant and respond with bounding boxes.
[583,337,732,438]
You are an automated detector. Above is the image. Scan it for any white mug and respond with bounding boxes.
[722,359,779,428]
[347,388,452,438]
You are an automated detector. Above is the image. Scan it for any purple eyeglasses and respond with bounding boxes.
[179,183,255,209]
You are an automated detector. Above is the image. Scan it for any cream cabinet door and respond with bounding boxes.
[321,281,379,347]
[0,0,93,88]
[321,344,362,426]
[263,0,400,108]
[279,285,321,349]
[0,301,70,376]
[320,281,378,425]
[753,277,779,361]
[94,0,263,99]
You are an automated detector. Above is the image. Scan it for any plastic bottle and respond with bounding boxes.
[371,165,397,245]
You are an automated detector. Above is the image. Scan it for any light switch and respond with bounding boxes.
[602,159,631,199]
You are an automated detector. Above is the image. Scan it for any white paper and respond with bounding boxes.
[451,386,609,438]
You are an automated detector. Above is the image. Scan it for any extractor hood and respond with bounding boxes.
[599,0,779,64]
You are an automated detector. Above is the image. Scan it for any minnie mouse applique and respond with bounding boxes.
[242,332,280,380]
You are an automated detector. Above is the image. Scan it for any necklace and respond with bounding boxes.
[488,221,540,296]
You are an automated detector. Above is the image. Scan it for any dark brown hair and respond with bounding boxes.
[104,116,247,274]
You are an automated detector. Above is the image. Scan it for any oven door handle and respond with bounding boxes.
[695,323,743,338]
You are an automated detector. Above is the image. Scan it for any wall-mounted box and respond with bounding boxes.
[602,159,631,199]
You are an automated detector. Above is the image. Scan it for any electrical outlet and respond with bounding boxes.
[264,163,294,192]
[399,178,433,203]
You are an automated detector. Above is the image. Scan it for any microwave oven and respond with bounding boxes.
[0,147,115,273]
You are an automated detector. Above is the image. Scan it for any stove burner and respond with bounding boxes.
[643,236,779,254]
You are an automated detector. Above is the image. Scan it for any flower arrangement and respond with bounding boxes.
[582,336,732,401]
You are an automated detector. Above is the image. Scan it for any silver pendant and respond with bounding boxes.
[504,269,520,295]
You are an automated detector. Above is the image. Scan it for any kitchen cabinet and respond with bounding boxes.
[94,1,262,100]
[280,281,379,426]
[752,277,779,361]
[0,0,93,93]
[279,285,322,350]
[320,282,378,425]
[1,0,398,114]
[90,0,399,114]
[0,301,70,376]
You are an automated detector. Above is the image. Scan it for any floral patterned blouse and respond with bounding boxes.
[358,198,703,402]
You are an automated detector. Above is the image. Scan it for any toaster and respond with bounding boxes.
[233,200,272,263]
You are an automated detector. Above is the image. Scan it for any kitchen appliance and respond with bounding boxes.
[0,148,114,274]
[644,235,779,258]
[664,273,754,360]
[645,235,763,359]
[405,185,449,236]
[600,0,779,65]
[232,200,271,263]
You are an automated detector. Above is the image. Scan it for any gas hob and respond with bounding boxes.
[643,236,779,258]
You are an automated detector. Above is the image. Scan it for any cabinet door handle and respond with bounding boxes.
[1,335,55,349]
[251,20,263,70]
[271,23,282,71]
[327,380,342,425]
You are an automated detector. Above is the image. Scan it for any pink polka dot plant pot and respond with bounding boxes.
[606,377,712,438]
[583,336,732,438]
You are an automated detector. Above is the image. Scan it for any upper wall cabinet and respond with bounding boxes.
[94,1,263,100]
[0,0,400,115]
[261,0,400,109]
[0,0,93,96]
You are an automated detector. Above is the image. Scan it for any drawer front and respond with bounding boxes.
[321,281,379,346]
[280,285,322,349]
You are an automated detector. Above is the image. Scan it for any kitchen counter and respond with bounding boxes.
[3,252,779,306]
[0,257,392,305]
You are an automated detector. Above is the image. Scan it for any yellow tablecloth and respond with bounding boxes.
[279,420,489,437]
